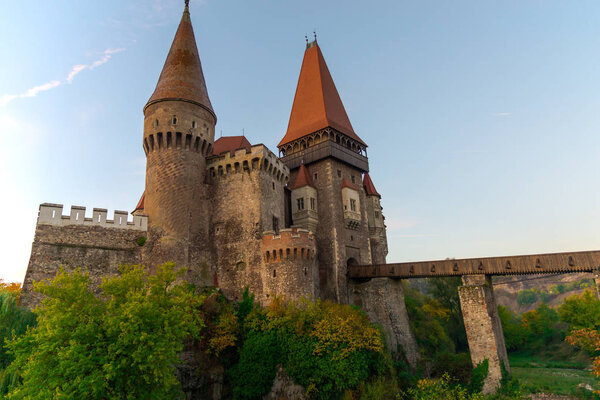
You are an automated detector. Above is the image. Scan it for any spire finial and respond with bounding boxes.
[305,35,308,45]
[185,0,190,7]
[313,31,317,41]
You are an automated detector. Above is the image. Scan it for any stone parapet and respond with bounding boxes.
[261,228,319,301]
[207,144,289,183]
[37,203,147,231]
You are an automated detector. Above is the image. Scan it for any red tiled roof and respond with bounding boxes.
[278,42,365,148]
[133,191,145,214]
[362,173,380,197]
[144,4,215,119]
[212,136,252,155]
[290,164,315,190]
[341,178,359,191]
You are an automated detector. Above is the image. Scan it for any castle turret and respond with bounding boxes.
[290,164,318,232]
[278,39,371,301]
[363,173,387,264]
[142,2,216,268]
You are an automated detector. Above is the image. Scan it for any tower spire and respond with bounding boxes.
[278,42,365,147]
[144,1,215,120]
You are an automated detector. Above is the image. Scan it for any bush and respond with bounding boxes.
[517,289,538,306]
[467,359,488,393]
[402,373,484,400]
[230,297,388,400]
[4,264,205,399]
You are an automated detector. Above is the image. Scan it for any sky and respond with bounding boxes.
[1,0,599,283]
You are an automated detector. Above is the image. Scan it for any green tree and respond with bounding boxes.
[521,303,561,349]
[516,289,538,306]
[498,306,526,352]
[427,277,469,352]
[559,289,600,331]
[6,263,205,400]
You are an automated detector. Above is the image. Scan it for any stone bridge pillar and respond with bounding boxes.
[458,274,509,394]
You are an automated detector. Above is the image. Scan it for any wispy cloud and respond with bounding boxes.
[1,48,125,107]
[493,112,512,117]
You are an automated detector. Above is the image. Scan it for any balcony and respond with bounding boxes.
[280,140,369,172]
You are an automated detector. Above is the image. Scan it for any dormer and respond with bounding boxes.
[290,164,318,232]
[341,178,361,229]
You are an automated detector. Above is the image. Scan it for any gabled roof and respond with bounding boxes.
[362,173,381,197]
[133,191,145,214]
[144,3,215,119]
[341,178,359,191]
[290,164,315,190]
[212,136,252,155]
[278,41,365,148]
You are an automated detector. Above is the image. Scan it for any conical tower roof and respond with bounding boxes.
[362,173,381,197]
[279,41,365,147]
[145,3,215,119]
[290,164,316,190]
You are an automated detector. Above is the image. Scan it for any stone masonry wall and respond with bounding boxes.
[458,274,509,394]
[289,159,372,303]
[23,224,143,308]
[207,145,289,303]
[262,228,319,302]
[350,278,420,368]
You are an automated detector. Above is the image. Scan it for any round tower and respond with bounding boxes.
[142,2,216,259]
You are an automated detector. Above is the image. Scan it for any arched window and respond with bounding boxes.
[172,117,177,125]
[191,120,196,128]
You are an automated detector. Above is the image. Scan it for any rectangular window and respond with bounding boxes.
[272,216,279,234]
[375,211,380,218]
[310,197,315,210]
[314,173,318,181]
[351,176,355,183]
[297,198,304,211]
[350,199,356,212]
[337,170,342,178]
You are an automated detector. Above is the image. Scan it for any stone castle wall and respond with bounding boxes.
[22,204,146,307]
[207,144,290,302]
[262,228,319,302]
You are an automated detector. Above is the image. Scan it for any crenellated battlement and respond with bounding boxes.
[37,203,147,231]
[262,227,316,263]
[207,144,289,183]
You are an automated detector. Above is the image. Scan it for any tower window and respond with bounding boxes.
[310,197,315,210]
[297,198,304,211]
[273,216,279,234]
[314,173,317,181]
[172,117,177,125]
[337,170,341,178]
[375,211,380,218]
[153,119,159,128]
[351,176,355,184]
[272,182,275,190]
[350,199,357,211]
[192,120,196,128]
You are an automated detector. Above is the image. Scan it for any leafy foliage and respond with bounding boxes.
[402,373,485,400]
[230,297,387,400]
[559,289,600,331]
[5,263,205,400]
[467,359,489,393]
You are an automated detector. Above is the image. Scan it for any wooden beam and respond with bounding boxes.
[348,250,600,279]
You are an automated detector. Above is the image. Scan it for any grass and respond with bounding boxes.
[508,353,599,398]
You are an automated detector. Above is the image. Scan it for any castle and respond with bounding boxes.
[22,2,419,368]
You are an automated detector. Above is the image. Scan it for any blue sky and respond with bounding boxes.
[1,0,599,283]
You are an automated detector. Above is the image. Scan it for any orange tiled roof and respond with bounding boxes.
[362,173,381,197]
[212,136,252,155]
[144,4,215,119]
[133,191,145,214]
[278,42,365,148]
[290,164,315,190]
[341,178,360,191]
